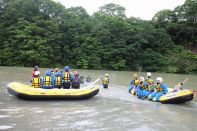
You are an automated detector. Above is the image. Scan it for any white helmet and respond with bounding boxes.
[147,72,151,76]
[139,77,144,82]
[34,71,40,75]
[156,77,163,83]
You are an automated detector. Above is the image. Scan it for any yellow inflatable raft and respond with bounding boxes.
[7,82,99,100]
[130,88,193,104]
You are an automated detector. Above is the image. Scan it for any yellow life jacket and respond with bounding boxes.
[32,77,40,88]
[147,84,153,91]
[103,77,109,84]
[156,84,163,92]
[80,76,84,83]
[140,83,146,89]
[55,76,61,86]
[86,77,91,82]
[63,72,70,82]
[43,76,52,86]
[132,79,140,85]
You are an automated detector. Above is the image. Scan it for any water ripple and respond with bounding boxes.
[0,125,13,130]
[0,115,11,118]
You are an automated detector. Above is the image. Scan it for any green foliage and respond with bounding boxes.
[98,3,126,18]
[138,49,170,72]
[0,0,197,73]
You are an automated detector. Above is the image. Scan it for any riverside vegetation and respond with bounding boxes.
[0,0,197,73]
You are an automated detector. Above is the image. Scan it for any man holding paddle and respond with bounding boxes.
[173,78,188,92]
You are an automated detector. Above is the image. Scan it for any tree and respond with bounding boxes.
[152,9,177,28]
[98,3,126,18]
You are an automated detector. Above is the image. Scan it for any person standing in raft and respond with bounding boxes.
[102,74,109,88]
[128,74,140,93]
[32,66,39,77]
[86,74,91,82]
[42,71,54,89]
[62,66,73,89]
[136,77,148,98]
[31,71,42,88]
[149,77,168,102]
[72,71,80,89]
[145,72,153,83]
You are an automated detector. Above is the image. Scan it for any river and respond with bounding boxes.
[0,66,197,130]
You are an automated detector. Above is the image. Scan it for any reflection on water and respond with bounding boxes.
[0,66,197,130]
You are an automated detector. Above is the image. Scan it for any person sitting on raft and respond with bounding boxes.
[145,72,153,83]
[128,74,140,92]
[32,66,39,77]
[31,71,42,88]
[53,72,62,89]
[143,79,155,98]
[42,71,54,89]
[72,71,80,89]
[149,77,168,102]
[136,77,148,98]
[86,74,91,82]
[62,66,73,89]
[102,74,109,88]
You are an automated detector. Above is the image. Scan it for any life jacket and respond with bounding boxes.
[72,77,80,89]
[86,77,91,82]
[156,84,163,92]
[63,72,70,82]
[43,76,52,86]
[80,76,84,83]
[139,82,147,89]
[32,77,40,88]
[103,77,109,84]
[147,84,153,91]
[55,76,61,86]
[132,79,140,85]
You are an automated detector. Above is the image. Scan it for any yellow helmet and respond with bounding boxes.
[105,74,109,77]
[148,79,153,83]
[133,74,138,78]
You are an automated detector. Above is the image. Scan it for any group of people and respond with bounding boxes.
[129,72,168,102]
[31,66,92,89]
[31,65,110,89]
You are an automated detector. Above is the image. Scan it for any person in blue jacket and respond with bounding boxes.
[136,77,148,98]
[128,74,140,92]
[53,72,62,89]
[149,77,168,102]
[42,71,54,89]
[62,66,74,89]
[143,79,155,98]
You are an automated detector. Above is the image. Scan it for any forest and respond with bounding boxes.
[0,0,197,73]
